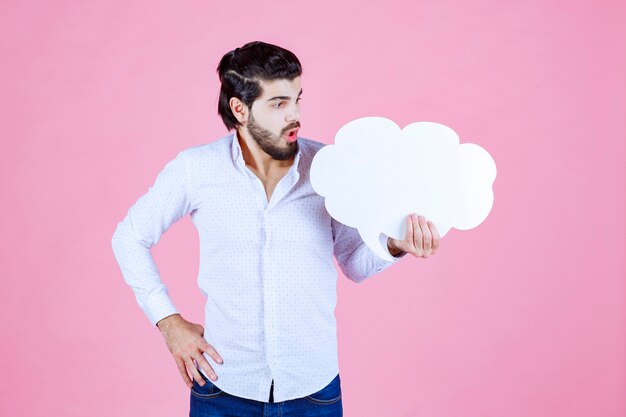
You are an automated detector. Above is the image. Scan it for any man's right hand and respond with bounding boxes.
[156,314,224,388]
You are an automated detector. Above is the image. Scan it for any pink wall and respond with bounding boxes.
[1,1,624,416]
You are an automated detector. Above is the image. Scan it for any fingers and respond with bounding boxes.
[429,220,440,254]
[418,215,432,257]
[407,213,440,258]
[411,214,424,256]
[404,214,414,252]
[192,326,223,381]
[194,355,219,383]
[176,358,194,389]
[185,357,206,387]
[195,359,218,385]
[200,339,224,365]
[197,341,223,383]
[165,320,223,389]
[176,347,220,389]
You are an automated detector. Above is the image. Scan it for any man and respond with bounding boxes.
[111,41,440,416]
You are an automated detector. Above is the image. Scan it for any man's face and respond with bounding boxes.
[245,77,302,161]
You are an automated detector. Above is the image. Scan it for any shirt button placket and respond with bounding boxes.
[262,208,277,369]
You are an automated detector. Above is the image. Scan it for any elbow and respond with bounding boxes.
[111,220,152,252]
[350,275,369,284]
[111,221,125,246]
[352,272,375,284]
[110,221,137,257]
[338,263,373,284]
[111,222,125,258]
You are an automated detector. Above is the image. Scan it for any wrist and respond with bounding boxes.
[156,313,182,332]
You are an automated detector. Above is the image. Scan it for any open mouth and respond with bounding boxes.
[283,128,299,142]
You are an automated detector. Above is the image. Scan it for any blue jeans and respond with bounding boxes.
[189,373,343,416]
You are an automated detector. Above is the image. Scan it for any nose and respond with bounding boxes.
[285,102,300,123]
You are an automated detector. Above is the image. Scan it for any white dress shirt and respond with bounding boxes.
[111,131,405,402]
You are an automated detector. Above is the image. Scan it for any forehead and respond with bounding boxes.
[258,77,301,98]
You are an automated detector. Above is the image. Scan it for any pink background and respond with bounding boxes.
[1,1,624,416]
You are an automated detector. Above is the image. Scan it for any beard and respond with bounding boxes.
[247,110,299,161]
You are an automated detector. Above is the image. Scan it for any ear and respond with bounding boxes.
[229,97,249,125]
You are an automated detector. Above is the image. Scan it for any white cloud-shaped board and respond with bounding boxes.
[310,117,497,261]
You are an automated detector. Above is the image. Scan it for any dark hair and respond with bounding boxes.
[216,41,302,131]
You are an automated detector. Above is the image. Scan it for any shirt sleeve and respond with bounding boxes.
[111,150,193,329]
[331,217,406,283]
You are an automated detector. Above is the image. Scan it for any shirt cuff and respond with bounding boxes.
[145,291,180,329]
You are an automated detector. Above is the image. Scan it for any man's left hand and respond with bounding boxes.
[387,213,441,258]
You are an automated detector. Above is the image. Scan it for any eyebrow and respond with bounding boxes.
[267,88,303,102]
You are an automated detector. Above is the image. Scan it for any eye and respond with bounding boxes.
[272,98,301,109]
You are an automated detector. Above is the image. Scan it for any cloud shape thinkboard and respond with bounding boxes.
[310,116,497,261]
